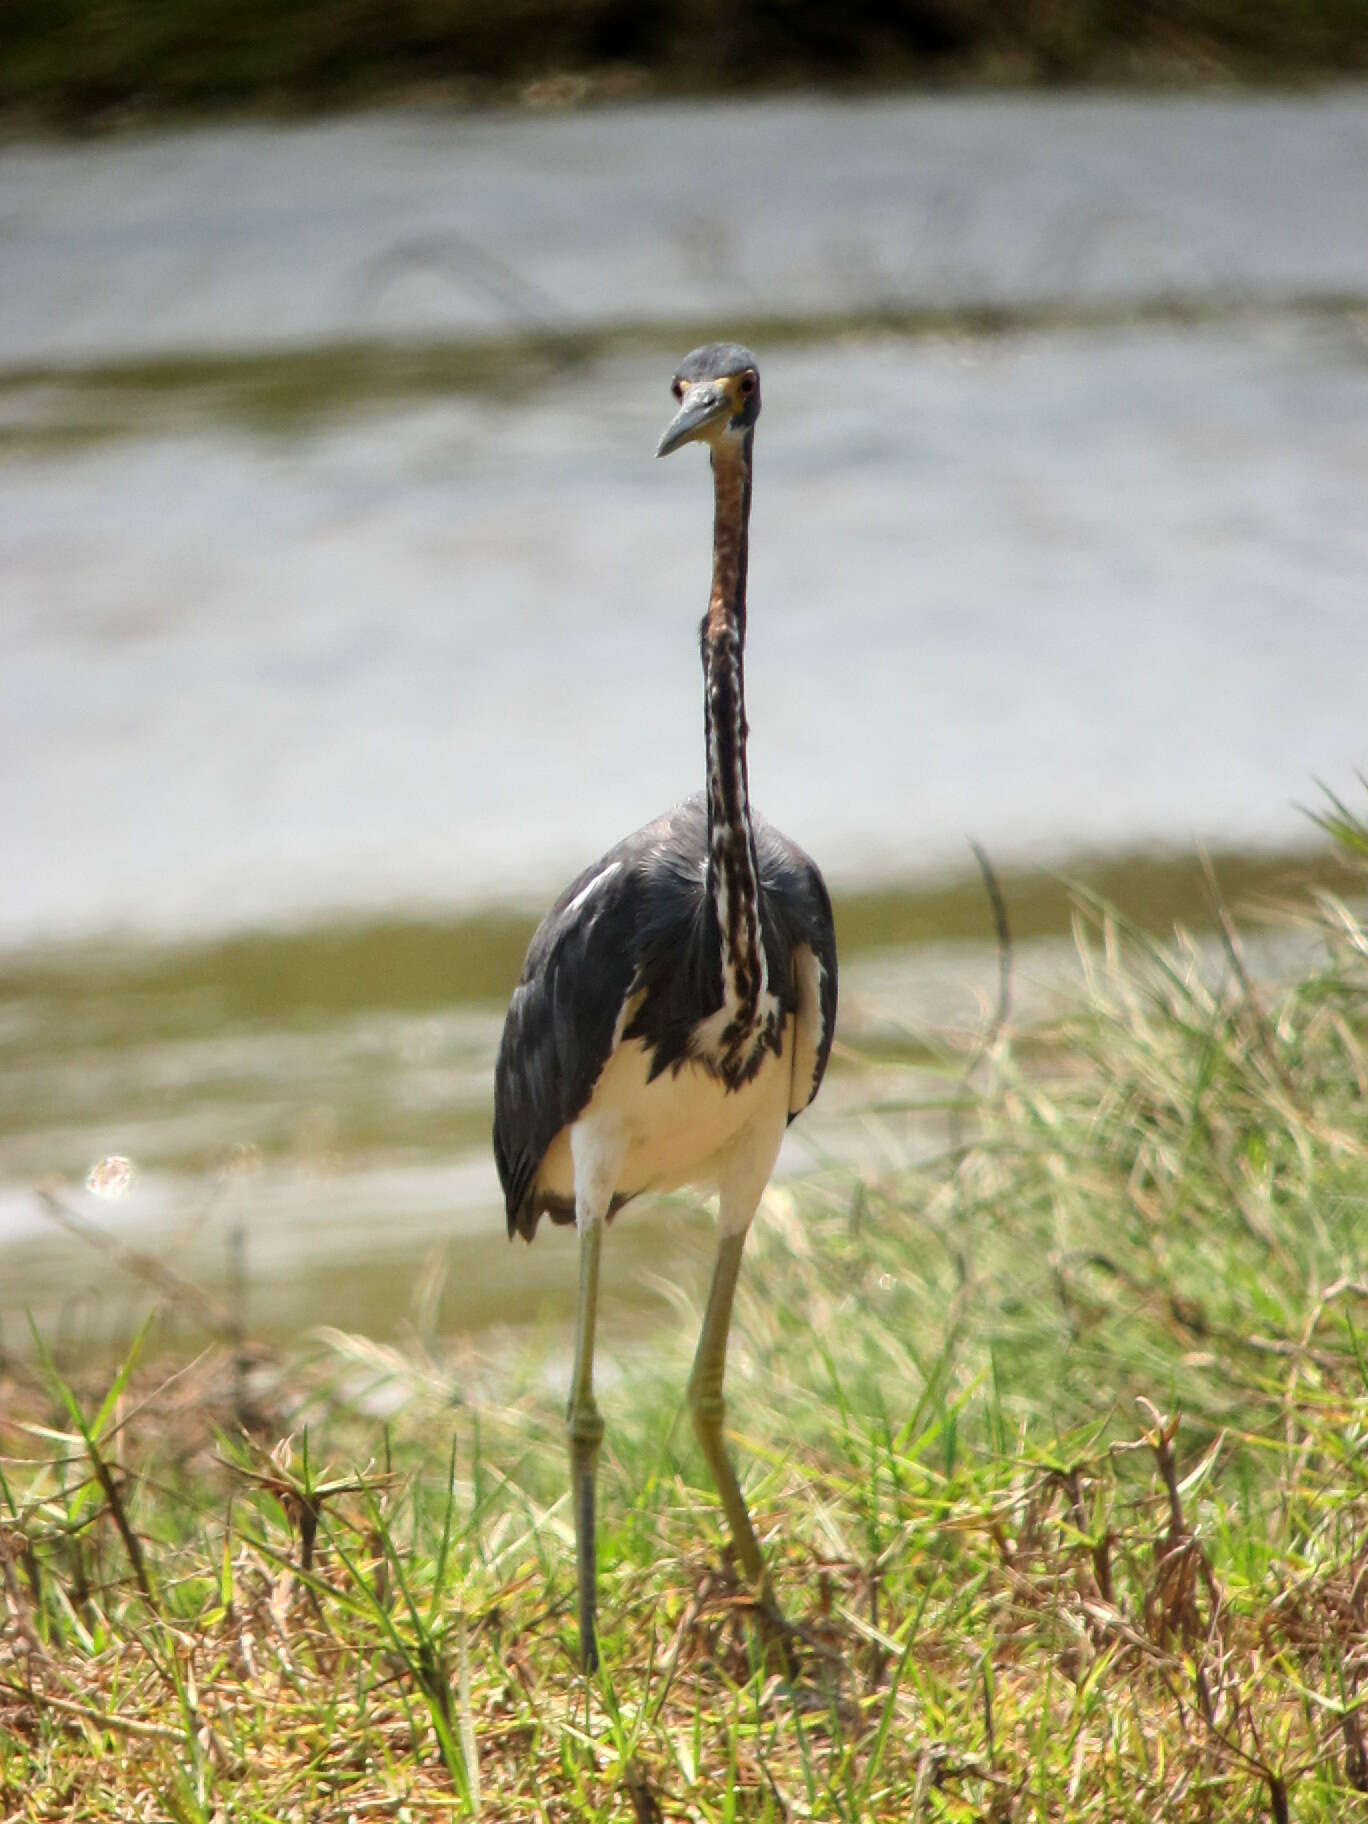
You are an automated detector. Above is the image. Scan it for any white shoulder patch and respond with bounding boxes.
[562,860,623,921]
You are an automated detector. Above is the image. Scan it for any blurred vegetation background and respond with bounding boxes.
[4,0,1368,129]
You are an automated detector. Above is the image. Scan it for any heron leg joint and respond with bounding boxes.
[688,1376,726,1436]
[567,1395,605,1455]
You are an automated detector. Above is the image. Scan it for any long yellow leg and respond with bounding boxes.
[688,1225,794,1670]
[687,1228,769,1591]
[566,1210,605,1672]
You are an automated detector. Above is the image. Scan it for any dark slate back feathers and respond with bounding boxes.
[493,794,836,1241]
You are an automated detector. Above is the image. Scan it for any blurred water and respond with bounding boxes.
[2,93,1367,364]
[3,320,1366,947]
[1,93,1366,1347]
[0,863,1338,1351]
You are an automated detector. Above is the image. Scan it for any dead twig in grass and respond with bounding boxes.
[34,1183,239,1345]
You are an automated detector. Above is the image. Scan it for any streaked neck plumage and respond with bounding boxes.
[701,431,766,1045]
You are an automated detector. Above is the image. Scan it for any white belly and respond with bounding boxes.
[535,1022,794,1213]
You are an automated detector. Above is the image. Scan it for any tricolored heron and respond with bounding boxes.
[493,344,837,1672]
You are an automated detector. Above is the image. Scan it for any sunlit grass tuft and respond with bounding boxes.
[3,828,1368,1818]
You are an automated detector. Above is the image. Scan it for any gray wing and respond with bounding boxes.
[493,799,716,1241]
[493,852,640,1241]
[494,802,834,1239]
[754,820,838,1120]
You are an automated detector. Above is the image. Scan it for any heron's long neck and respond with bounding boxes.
[701,435,765,1023]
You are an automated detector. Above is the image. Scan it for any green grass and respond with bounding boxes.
[4,836,1368,1818]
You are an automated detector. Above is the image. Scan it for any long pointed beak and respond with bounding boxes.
[656,381,730,457]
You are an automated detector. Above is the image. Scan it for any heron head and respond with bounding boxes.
[656,343,761,458]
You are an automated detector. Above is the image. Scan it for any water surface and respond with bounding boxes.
[5,319,1366,950]
[2,93,1366,1349]
[0,845,1352,1351]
